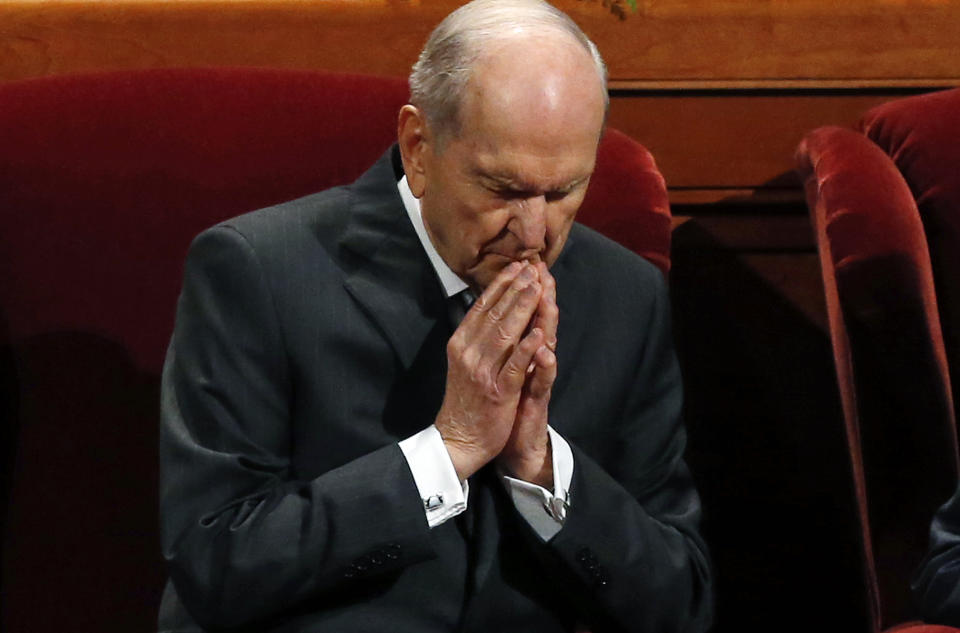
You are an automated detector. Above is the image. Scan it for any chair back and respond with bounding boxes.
[796,125,959,632]
[0,67,670,632]
[861,88,960,426]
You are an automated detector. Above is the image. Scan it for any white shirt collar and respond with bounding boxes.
[398,175,469,298]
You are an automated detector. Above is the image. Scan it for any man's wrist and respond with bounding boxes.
[398,425,469,528]
[440,436,487,481]
[499,427,572,541]
[499,443,553,489]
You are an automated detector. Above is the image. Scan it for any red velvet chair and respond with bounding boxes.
[796,115,960,632]
[861,89,960,428]
[0,67,671,632]
[887,626,960,633]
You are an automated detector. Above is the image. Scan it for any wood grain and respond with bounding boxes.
[2,0,959,83]
[608,91,927,191]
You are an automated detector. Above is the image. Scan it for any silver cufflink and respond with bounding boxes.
[424,494,444,509]
[545,498,563,520]
[545,490,570,520]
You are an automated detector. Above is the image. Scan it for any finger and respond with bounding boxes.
[538,292,557,347]
[460,260,523,329]
[478,263,541,348]
[499,327,544,393]
[525,345,557,399]
[487,275,542,372]
[535,261,554,294]
[452,264,541,384]
[533,262,554,305]
[532,263,558,350]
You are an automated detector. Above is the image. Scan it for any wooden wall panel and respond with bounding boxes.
[0,1,438,82]
[2,0,959,86]
[607,90,929,196]
[593,0,960,86]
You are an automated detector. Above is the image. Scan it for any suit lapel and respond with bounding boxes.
[340,146,447,369]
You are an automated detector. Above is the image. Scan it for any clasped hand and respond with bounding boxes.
[437,261,558,489]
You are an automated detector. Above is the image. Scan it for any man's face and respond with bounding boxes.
[401,37,606,291]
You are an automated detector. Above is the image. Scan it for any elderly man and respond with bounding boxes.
[158,1,713,631]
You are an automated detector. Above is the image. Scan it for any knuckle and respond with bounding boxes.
[447,338,468,364]
[469,363,493,388]
[519,336,538,353]
[460,346,479,368]
[487,305,506,323]
[501,360,523,380]
[446,335,462,355]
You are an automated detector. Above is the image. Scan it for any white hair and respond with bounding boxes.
[409,0,609,141]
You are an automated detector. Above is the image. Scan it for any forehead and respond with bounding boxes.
[449,37,605,188]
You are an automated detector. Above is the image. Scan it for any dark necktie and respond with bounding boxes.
[447,289,475,330]
[445,289,482,546]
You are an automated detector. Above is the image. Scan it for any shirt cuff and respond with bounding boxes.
[398,425,468,528]
[501,426,573,542]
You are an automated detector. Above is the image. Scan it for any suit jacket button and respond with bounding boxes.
[385,543,401,560]
[594,570,610,587]
[576,547,597,567]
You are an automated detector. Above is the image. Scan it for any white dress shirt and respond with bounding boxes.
[395,176,573,541]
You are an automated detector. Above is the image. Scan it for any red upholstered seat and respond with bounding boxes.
[582,126,672,275]
[0,67,671,632]
[861,88,960,427]
[796,121,959,633]
[887,625,960,633]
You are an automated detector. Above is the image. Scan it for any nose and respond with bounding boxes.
[511,195,547,254]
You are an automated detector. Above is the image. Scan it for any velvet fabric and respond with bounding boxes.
[861,88,960,428]
[0,67,671,633]
[887,625,960,633]
[796,125,959,633]
[579,127,672,275]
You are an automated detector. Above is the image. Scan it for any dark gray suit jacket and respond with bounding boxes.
[158,147,712,633]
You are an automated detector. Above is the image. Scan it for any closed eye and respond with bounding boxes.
[489,186,529,201]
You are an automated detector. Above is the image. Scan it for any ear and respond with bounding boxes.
[397,105,430,198]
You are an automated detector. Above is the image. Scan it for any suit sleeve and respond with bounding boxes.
[160,225,435,629]
[914,482,960,626]
[527,270,713,633]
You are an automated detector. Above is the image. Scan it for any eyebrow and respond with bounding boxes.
[478,170,589,194]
